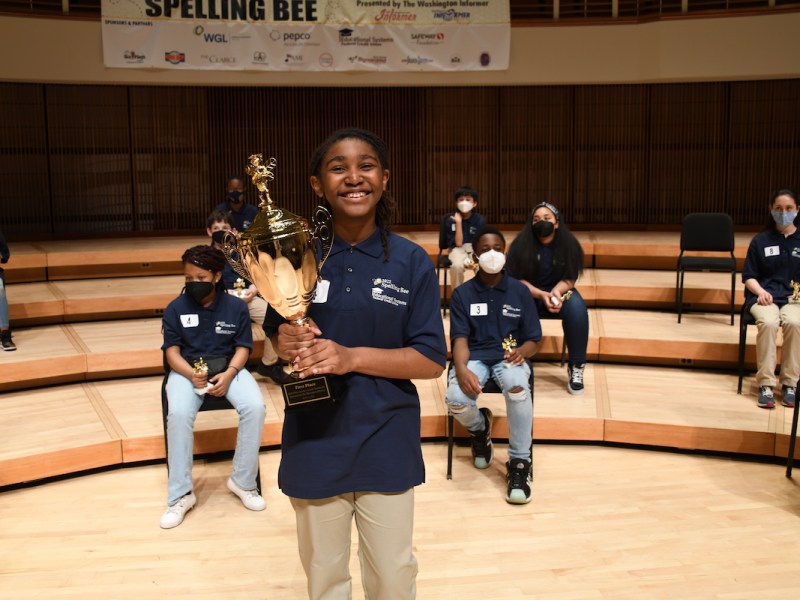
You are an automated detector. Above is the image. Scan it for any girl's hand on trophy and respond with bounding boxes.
[294,339,350,377]
[276,322,318,357]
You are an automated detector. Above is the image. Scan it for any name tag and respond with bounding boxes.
[313,280,330,303]
[765,245,780,257]
[451,223,456,231]
[180,314,199,327]
[470,303,488,316]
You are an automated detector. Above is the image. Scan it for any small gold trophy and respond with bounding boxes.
[192,357,209,396]
[502,334,517,367]
[231,277,247,298]
[790,281,800,304]
[222,154,334,409]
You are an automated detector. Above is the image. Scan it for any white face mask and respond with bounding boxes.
[457,199,474,214]
[478,249,506,274]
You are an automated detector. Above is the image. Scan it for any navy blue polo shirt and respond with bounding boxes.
[449,272,542,362]
[214,201,259,232]
[742,228,800,309]
[445,212,487,249]
[162,287,253,362]
[264,228,447,500]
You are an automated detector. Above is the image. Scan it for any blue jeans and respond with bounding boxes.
[0,274,9,329]
[445,359,532,460]
[165,369,266,506]
[537,288,589,365]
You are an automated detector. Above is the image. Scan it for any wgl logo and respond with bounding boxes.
[194,25,228,44]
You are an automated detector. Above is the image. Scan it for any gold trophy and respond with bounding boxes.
[192,357,210,396]
[222,154,334,409]
[790,281,800,304]
[502,334,517,368]
[231,277,247,298]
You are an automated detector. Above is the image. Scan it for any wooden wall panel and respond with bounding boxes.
[1,80,798,237]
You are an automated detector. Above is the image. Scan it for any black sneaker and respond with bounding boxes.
[757,386,775,409]
[506,458,532,504]
[256,362,290,385]
[782,385,796,408]
[470,407,493,469]
[567,363,585,395]
[0,330,16,352]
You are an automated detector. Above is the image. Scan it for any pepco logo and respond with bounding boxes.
[164,50,185,65]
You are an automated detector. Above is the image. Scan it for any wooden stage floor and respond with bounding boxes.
[1,230,798,489]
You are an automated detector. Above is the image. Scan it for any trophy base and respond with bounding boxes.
[281,374,334,409]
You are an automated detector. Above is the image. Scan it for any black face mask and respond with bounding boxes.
[185,281,215,304]
[227,190,244,204]
[211,230,228,245]
[532,220,555,238]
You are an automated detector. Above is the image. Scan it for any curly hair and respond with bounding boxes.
[309,127,395,262]
[181,245,227,273]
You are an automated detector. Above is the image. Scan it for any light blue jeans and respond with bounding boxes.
[0,275,9,329]
[165,369,266,506]
[445,359,533,460]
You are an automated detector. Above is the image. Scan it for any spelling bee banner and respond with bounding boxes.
[101,0,510,71]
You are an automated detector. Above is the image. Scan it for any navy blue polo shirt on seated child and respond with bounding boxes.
[445,212,487,249]
[161,287,253,362]
[449,271,542,362]
[263,228,447,500]
[214,201,259,232]
[742,228,800,309]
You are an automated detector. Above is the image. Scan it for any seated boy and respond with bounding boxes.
[445,226,541,504]
[441,186,486,289]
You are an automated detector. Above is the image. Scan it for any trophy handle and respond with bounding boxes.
[311,205,334,277]
[221,231,252,282]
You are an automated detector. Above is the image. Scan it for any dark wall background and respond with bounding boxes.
[1,79,798,238]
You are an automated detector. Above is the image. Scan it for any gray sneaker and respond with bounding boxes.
[757,386,775,409]
[782,385,796,408]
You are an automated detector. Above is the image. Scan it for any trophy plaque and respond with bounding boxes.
[790,281,800,304]
[222,154,334,409]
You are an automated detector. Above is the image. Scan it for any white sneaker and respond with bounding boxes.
[227,478,266,511]
[159,492,196,529]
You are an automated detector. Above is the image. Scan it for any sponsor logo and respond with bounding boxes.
[269,30,282,42]
[201,54,237,64]
[433,9,471,22]
[284,53,304,64]
[451,56,462,64]
[284,32,310,42]
[164,50,185,65]
[410,32,445,45]
[339,28,354,39]
[401,55,434,66]
[194,25,229,43]
[318,52,334,68]
[374,8,416,23]
[348,55,388,65]
[480,52,491,67]
[253,51,268,63]
[123,50,145,63]
[338,30,394,47]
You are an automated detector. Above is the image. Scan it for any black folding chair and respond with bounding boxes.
[446,360,535,480]
[160,368,262,493]
[676,212,737,325]
[737,303,756,394]
[436,215,452,317]
[786,391,800,478]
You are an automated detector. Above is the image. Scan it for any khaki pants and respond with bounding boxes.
[291,489,417,600]
[245,295,278,366]
[447,243,475,289]
[749,302,800,388]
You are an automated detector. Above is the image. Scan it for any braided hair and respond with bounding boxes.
[309,127,395,262]
[181,245,227,274]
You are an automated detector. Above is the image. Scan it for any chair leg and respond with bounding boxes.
[737,320,747,394]
[442,269,449,317]
[730,270,736,326]
[676,268,684,323]
[786,393,800,478]
[446,413,454,480]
